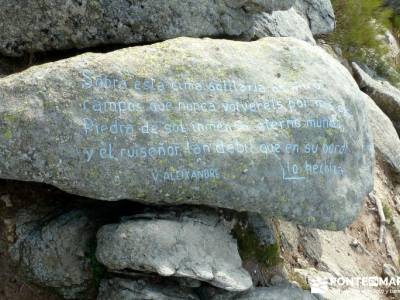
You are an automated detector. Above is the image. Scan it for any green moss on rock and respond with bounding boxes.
[289,272,311,291]
[383,203,394,225]
[232,216,282,268]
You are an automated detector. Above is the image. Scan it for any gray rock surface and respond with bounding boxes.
[382,263,398,279]
[295,0,335,35]
[352,62,400,135]
[386,0,400,13]
[211,284,318,299]
[253,8,316,44]
[0,0,295,57]
[96,211,252,291]
[0,37,374,229]
[10,209,96,299]
[359,91,400,174]
[97,277,199,300]
[247,213,277,245]
[278,220,300,252]
[317,41,352,73]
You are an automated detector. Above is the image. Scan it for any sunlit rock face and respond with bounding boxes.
[0,37,373,229]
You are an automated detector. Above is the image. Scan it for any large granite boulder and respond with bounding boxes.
[253,8,316,44]
[96,211,252,292]
[0,0,295,57]
[0,37,374,229]
[352,63,400,135]
[295,0,335,35]
[9,209,96,299]
[97,277,199,300]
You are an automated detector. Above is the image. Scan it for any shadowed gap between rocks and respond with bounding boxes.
[0,178,296,299]
[0,33,246,78]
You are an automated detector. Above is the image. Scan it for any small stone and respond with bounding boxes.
[296,257,309,268]
[0,194,12,207]
[350,239,364,255]
[270,274,284,286]
[383,263,397,279]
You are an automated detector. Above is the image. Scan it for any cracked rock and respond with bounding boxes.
[0,37,374,229]
[358,88,400,175]
[352,62,400,136]
[96,211,252,292]
[97,277,199,300]
[10,209,96,299]
[253,8,316,44]
[295,0,335,35]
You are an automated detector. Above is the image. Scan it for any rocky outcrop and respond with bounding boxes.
[9,209,96,299]
[278,153,400,300]
[295,0,335,35]
[96,210,252,292]
[0,37,374,229]
[0,0,297,57]
[251,0,336,42]
[253,8,315,44]
[352,63,400,136]
[97,277,199,300]
[359,91,400,174]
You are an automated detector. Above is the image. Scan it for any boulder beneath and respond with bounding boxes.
[0,37,374,229]
[96,211,252,292]
[253,8,316,44]
[352,62,400,135]
[97,277,199,300]
[0,0,296,57]
[9,209,96,299]
[211,284,318,299]
[295,0,335,35]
